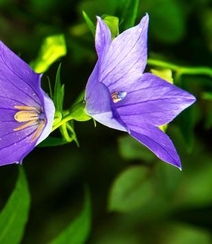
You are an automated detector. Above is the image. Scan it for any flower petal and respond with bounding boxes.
[85,63,126,131]
[0,92,55,166]
[0,121,38,166]
[99,14,149,90]
[0,41,55,166]
[85,62,126,131]
[36,91,55,145]
[127,123,181,169]
[116,73,196,126]
[95,16,112,60]
[0,41,42,107]
[85,63,111,115]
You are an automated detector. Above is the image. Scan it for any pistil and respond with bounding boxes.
[111,91,127,103]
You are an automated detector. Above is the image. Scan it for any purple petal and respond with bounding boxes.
[0,41,42,107]
[127,123,181,169]
[0,93,55,166]
[116,73,196,126]
[85,63,111,114]
[85,15,196,169]
[0,41,55,166]
[0,122,38,166]
[95,16,112,59]
[98,14,149,90]
[36,91,55,145]
[85,63,126,131]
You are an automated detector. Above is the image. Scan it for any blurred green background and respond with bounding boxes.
[1,0,212,243]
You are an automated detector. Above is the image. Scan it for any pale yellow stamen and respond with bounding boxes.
[13,105,46,142]
[30,122,45,142]
[13,120,38,131]
[14,105,39,111]
[14,111,39,122]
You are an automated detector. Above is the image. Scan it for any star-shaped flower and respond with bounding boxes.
[0,41,55,166]
[85,14,196,169]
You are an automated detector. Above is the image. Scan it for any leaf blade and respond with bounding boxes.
[49,188,91,244]
[0,167,30,244]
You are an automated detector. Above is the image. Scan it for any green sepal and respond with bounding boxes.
[31,34,67,73]
[82,12,119,39]
[59,120,79,146]
[102,15,119,39]
[53,111,62,127]
[50,65,78,145]
[116,0,139,31]
[53,64,65,112]
[70,101,91,122]
[82,11,96,36]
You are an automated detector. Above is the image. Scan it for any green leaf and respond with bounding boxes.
[31,34,67,73]
[116,0,139,30]
[0,167,30,244]
[108,166,154,212]
[79,0,117,20]
[141,0,186,44]
[177,162,212,208]
[177,106,196,151]
[82,11,96,36]
[201,92,212,128]
[162,222,211,244]
[118,135,156,162]
[204,108,212,129]
[201,9,212,52]
[176,78,196,151]
[49,188,91,244]
[202,91,212,100]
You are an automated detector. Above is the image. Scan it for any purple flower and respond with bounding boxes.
[85,14,196,169]
[0,41,55,166]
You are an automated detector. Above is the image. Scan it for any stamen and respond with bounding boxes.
[14,111,39,122]
[14,120,38,131]
[111,91,127,103]
[30,121,45,142]
[14,105,39,111]
[13,105,46,142]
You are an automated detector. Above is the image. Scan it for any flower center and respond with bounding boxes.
[111,91,127,103]
[13,105,46,142]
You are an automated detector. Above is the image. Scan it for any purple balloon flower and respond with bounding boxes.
[85,14,196,169]
[0,41,55,166]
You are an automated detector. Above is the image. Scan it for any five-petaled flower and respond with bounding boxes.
[0,41,55,166]
[85,14,196,169]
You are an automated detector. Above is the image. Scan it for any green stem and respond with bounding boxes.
[52,114,73,132]
[148,59,212,78]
